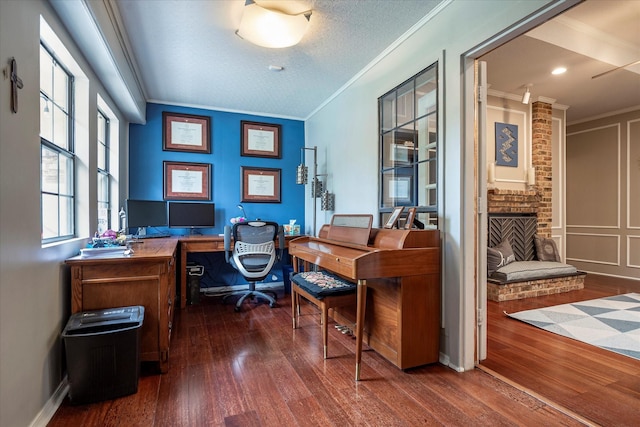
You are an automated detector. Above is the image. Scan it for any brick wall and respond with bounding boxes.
[487,100,553,238]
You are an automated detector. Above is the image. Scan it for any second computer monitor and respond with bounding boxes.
[168,202,215,230]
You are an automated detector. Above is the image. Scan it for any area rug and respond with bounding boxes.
[506,293,640,360]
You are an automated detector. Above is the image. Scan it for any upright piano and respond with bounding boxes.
[289,214,440,380]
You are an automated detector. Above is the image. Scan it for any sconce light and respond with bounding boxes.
[321,191,335,211]
[236,0,312,48]
[296,163,308,185]
[521,84,532,104]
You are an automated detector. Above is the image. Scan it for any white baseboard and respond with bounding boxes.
[29,377,68,427]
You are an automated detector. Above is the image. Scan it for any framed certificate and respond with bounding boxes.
[163,112,211,153]
[163,161,211,200]
[241,166,281,203]
[241,121,281,158]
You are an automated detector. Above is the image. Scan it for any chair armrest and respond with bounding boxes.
[223,225,232,263]
[277,225,285,261]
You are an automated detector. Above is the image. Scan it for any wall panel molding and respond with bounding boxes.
[566,232,620,266]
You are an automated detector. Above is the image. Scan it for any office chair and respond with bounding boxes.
[223,221,285,312]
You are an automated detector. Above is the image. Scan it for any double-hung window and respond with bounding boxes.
[379,63,439,228]
[97,110,111,233]
[40,43,74,242]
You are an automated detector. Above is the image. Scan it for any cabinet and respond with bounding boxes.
[65,238,178,373]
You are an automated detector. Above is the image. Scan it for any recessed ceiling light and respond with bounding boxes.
[551,67,567,75]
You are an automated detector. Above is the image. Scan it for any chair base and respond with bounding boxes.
[222,283,277,311]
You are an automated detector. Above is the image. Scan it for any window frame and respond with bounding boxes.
[97,108,111,233]
[378,63,439,229]
[40,42,76,244]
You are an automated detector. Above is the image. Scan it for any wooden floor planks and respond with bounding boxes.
[48,273,638,426]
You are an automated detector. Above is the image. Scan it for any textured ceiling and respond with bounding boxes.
[52,0,639,123]
[114,0,445,119]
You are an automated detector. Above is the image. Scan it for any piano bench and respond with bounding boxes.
[290,271,357,359]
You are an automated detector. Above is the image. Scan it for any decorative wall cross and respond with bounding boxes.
[9,57,23,114]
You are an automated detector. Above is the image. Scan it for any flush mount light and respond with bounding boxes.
[236,0,312,48]
[551,67,567,75]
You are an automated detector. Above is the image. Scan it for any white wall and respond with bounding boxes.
[0,1,129,426]
[305,0,553,371]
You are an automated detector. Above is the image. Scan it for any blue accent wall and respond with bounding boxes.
[129,103,304,288]
[129,102,305,236]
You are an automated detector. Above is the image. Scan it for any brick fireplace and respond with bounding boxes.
[486,101,585,301]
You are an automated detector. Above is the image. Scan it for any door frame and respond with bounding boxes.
[461,0,581,363]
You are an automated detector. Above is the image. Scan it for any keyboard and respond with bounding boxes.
[134,233,170,239]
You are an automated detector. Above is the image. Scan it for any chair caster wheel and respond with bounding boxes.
[269,302,276,308]
[234,306,241,312]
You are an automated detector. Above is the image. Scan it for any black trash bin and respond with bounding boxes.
[62,306,144,404]
[187,263,204,304]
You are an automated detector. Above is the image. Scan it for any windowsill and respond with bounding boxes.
[42,236,87,250]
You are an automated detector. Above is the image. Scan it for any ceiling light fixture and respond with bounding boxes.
[551,67,567,75]
[521,84,532,104]
[236,0,312,49]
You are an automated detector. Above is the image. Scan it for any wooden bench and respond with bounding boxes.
[290,271,357,359]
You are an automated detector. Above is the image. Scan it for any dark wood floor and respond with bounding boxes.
[48,274,638,426]
[482,274,640,427]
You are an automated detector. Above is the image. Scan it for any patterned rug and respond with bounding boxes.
[507,293,640,360]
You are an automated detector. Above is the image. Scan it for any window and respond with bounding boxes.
[379,63,438,228]
[40,43,74,242]
[97,109,111,233]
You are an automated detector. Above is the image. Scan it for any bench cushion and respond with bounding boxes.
[291,271,356,298]
[490,260,578,282]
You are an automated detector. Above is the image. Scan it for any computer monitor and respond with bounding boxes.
[125,199,168,232]
[168,202,215,230]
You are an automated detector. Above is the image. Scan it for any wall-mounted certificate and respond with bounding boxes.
[241,121,281,158]
[164,161,211,200]
[241,167,281,203]
[163,112,211,153]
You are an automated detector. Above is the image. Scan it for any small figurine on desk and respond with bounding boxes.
[230,216,246,224]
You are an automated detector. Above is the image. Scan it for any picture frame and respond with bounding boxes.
[384,206,405,229]
[404,207,417,229]
[163,112,211,153]
[241,166,281,203]
[383,174,413,206]
[163,161,211,200]
[495,122,518,167]
[241,121,281,158]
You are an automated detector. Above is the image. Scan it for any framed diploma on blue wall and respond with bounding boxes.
[164,161,211,200]
[241,166,281,203]
[241,121,281,158]
[163,112,211,153]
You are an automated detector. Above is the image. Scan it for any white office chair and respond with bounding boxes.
[223,221,284,312]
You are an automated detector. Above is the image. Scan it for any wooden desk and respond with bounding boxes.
[177,234,298,309]
[65,238,178,373]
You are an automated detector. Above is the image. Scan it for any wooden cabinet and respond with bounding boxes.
[65,238,178,373]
